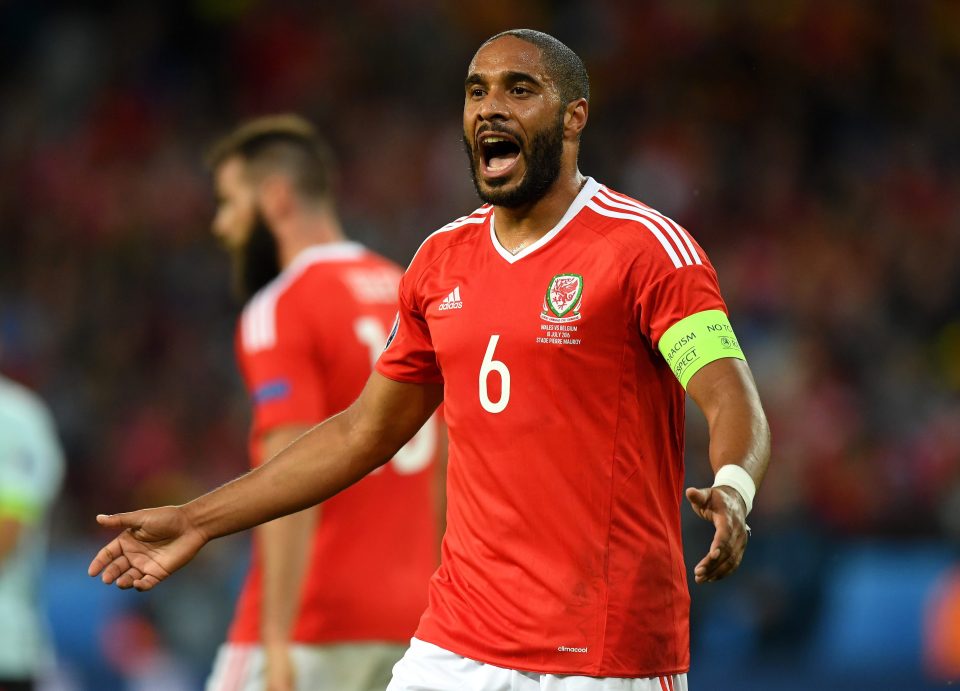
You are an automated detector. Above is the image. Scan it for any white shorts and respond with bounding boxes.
[387,638,689,691]
[206,641,407,691]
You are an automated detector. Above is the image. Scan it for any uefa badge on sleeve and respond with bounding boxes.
[541,273,583,324]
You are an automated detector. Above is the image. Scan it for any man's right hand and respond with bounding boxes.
[87,506,207,591]
[265,641,296,691]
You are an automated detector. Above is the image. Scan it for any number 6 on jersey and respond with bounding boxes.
[479,335,510,414]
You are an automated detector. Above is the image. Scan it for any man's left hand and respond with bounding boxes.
[685,485,749,584]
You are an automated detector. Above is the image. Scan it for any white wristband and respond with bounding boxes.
[712,464,756,515]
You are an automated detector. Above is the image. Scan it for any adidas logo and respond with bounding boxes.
[438,286,463,311]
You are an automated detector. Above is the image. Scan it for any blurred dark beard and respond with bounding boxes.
[463,110,565,209]
[234,210,280,302]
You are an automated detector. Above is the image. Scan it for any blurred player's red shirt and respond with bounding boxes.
[377,179,729,677]
[228,242,440,644]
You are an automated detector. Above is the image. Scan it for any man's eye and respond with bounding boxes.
[470,88,485,98]
[511,86,530,95]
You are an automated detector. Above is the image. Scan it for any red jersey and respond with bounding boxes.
[229,242,440,645]
[376,179,729,676]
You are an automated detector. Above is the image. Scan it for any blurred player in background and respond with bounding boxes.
[91,31,770,690]
[202,115,444,691]
[0,370,64,691]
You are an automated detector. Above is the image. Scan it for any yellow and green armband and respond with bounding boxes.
[658,309,746,388]
[0,493,42,523]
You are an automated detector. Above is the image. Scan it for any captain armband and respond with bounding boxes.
[0,493,42,523]
[658,310,746,389]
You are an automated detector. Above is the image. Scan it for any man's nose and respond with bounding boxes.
[478,92,509,121]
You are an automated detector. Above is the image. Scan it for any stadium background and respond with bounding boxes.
[1,1,958,689]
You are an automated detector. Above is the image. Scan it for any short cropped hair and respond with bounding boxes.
[205,114,336,202]
[480,29,589,105]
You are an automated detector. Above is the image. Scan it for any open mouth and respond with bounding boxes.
[479,133,522,179]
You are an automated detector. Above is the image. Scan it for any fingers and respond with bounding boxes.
[712,544,744,579]
[694,530,728,582]
[685,487,711,519]
[87,544,109,577]
[100,554,134,585]
[695,543,744,583]
[115,566,145,590]
[96,511,143,530]
[90,508,184,592]
[694,542,737,583]
[88,539,124,578]
[693,545,722,583]
[133,573,162,592]
[693,524,749,583]
[90,543,151,589]
[687,483,752,583]
[111,566,161,591]
[90,513,142,578]
[88,528,157,589]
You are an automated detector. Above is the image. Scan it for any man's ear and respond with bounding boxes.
[564,98,589,139]
[257,174,295,224]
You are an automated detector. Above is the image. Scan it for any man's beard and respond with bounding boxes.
[464,112,565,209]
[233,210,281,301]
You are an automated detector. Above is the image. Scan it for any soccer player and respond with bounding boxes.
[90,31,771,690]
[201,116,443,691]
[0,372,65,691]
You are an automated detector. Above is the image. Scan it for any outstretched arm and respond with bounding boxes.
[88,373,443,590]
[684,357,770,584]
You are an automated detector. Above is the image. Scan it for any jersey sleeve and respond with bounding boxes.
[376,266,443,384]
[635,262,728,347]
[237,292,327,449]
[633,247,745,387]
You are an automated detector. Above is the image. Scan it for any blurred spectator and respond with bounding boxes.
[0,369,64,690]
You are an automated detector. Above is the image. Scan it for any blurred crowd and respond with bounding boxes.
[0,0,958,687]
